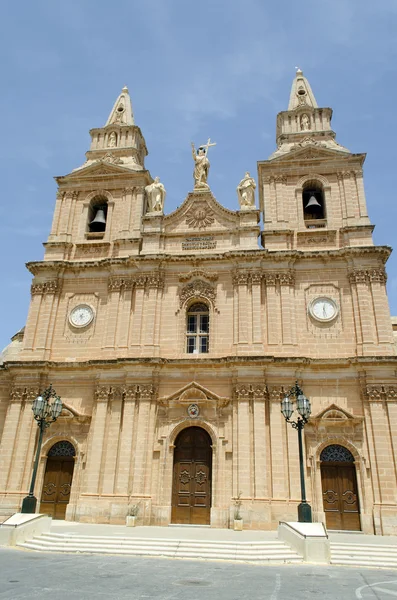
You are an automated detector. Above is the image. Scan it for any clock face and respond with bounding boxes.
[69,305,94,328]
[309,297,338,322]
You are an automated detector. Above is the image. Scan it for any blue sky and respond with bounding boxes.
[1,0,397,350]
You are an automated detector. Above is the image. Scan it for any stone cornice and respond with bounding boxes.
[26,245,392,275]
[2,354,397,372]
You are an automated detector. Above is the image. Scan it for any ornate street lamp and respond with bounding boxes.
[281,381,312,523]
[21,384,62,514]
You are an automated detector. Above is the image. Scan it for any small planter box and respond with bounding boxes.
[126,516,137,527]
[233,519,243,531]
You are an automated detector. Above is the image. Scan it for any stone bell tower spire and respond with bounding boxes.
[270,68,349,159]
[105,85,134,126]
[71,86,147,173]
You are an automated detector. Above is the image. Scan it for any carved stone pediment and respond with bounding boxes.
[56,160,135,182]
[159,381,229,410]
[163,191,238,235]
[179,279,216,308]
[309,403,363,427]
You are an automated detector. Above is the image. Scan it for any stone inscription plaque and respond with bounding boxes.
[182,236,217,251]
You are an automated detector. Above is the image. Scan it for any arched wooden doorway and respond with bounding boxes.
[171,427,212,525]
[320,444,361,531]
[39,441,76,520]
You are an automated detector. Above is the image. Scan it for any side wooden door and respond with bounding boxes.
[321,463,360,530]
[171,427,212,525]
[39,441,76,519]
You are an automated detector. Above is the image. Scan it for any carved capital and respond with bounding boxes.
[138,384,157,400]
[95,386,110,401]
[269,387,283,401]
[232,271,249,286]
[278,271,295,286]
[366,385,384,401]
[250,271,263,285]
[179,279,216,308]
[263,273,277,286]
[10,386,25,402]
[25,387,40,401]
[123,385,138,400]
[146,274,165,289]
[31,280,60,296]
[234,384,267,399]
[348,270,368,284]
[368,268,387,284]
[179,270,218,283]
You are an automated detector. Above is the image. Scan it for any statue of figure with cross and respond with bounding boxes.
[191,138,216,190]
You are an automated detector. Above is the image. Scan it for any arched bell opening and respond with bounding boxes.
[320,444,361,531]
[171,427,212,525]
[39,440,76,520]
[302,181,326,227]
[87,196,108,234]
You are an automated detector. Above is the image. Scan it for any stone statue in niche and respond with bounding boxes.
[191,138,216,190]
[300,113,311,131]
[237,172,256,209]
[108,132,117,147]
[145,177,166,213]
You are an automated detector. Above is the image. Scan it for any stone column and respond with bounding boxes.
[354,169,369,220]
[233,272,249,348]
[84,386,110,493]
[251,272,263,347]
[279,272,296,346]
[120,187,134,237]
[366,385,397,506]
[234,385,252,498]
[0,387,25,491]
[349,270,376,353]
[116,281,133,350]
[115,386,137,494]
[7,388,38,491]
[275,176,286,222]
[143,275,164,355]
[23,285,44,351]
[264,274,280,346]
[129,277,145,348]
[252,385,268,498]
[337,172,347,222]
[268,387,288,499]
[104,278,122,349]
[263,176,276,225]
[131,385,156,495]
[32,281,60,357]
[368,268,394,349]
[101,388,123,494]
[48,190,64,240]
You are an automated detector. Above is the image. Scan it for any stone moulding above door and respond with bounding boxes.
[158,381,229,412]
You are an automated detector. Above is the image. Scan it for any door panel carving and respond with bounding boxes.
[321,463,360,530]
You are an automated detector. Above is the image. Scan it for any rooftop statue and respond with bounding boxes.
[191,138,216,190]
[237,172,256,209]
[145,176,166,213]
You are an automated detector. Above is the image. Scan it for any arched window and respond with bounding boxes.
[87,196,108,234]
[302,181,326,227]
[48,440,76,457]
[186,303,209,354]
[320,444,354,463]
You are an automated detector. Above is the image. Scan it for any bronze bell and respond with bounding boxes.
[89,207,106,232]
[305,195,322,211]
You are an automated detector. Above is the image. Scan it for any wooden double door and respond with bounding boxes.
[171,427,212,525]
[321,463,361,530]
[39,457,75,519]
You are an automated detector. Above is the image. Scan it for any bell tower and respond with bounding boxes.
[258,69,372,251]
[45,86,152,261]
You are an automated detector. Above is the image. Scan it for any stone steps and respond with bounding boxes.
[330,542,397,568]
[18,533,302,563]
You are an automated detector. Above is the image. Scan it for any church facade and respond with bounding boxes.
[1,71,397,534]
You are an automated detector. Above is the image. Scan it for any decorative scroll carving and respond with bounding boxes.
[101,152,123,165]
[31,280,60,295]
[123,385,138,399]
[146,274,164,289]
[179,270,218,283]
[366,385,397,401]
[349,268,387,284]
[250,271,263,285]
[179,279,216,308]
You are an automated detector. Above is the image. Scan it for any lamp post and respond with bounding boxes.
[21,384,62,514]
[280,381,312,523]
